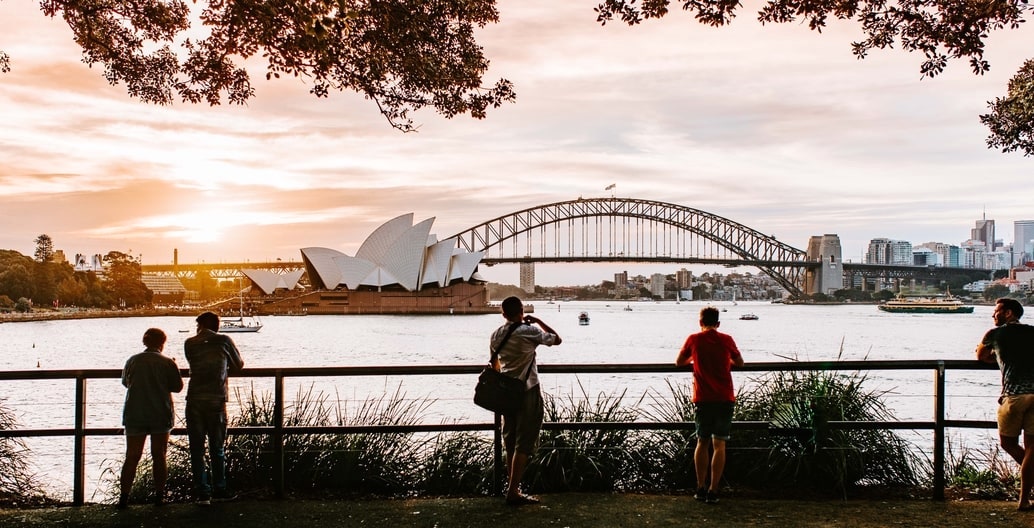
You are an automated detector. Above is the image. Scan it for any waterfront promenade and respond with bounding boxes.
[1,493,1030,528]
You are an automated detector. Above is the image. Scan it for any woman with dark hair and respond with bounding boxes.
[119,327,183,509]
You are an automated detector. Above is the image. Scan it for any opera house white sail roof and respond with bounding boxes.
[241,268,305,295]
[301,214,485,292]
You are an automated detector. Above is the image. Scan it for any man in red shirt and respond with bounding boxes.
[676,306,744,504]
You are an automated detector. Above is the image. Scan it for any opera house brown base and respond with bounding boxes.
[254,282,496,315]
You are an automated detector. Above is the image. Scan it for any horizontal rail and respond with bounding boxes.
[0,360,1002,504]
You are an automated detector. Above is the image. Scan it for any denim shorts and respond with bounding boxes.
[124,423,173,436]
[695,402,735,441]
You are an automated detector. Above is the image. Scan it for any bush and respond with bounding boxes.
[525,383,645,493]
[732,369,922,496]
[0,399,49,506]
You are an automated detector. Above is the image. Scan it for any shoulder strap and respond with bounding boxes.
[490,322,523,364]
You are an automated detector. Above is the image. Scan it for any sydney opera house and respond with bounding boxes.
[242,214,494,315]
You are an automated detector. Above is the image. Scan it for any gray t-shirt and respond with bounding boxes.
[491,322,560,390]
[982,322,1034,397]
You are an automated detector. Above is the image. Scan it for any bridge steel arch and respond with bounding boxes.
[449,197,811,297]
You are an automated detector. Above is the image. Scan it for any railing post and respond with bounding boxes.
[274,371,285,499]
[73,375,86,506]
[933,361,946,501]
[493,412,503,495]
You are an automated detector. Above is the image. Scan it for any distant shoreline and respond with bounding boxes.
[0,308,198,324]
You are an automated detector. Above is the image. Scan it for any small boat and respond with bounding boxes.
[220,316,263,333]
[623,305,633,312]
[221,281,262,333]
[578,312,590,325]
[739,313,759,320]
[877,293,974,314]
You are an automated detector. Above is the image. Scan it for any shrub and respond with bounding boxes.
[732,368,922,496]
[524,381,645,493]
[0,399,49,506]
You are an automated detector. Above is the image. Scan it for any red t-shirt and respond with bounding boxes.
[676,329,742,403]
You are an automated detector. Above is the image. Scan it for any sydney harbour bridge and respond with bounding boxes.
[141,198,990,298]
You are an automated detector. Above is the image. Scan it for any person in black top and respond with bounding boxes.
[976,297,1034,511]
[184,311,244,505]
[119,328,183,509]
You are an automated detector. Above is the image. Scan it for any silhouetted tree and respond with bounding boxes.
[102,251,152,307]
[1,0,515,132]
[33,234,53,263]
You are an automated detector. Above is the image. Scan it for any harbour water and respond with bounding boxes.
[0,301,1005,500]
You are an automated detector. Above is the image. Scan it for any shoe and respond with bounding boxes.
[116,495,129,510]
[705,490,719,504]
[505,494,540,506]
[153,495,165,507]
[693,488,707,501]
[196,496,211,506]
[213,490,238,502]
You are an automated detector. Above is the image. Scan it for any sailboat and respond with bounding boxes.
[220,280,262,333]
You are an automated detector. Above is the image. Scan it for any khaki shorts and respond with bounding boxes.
[502,385,544,456]
[997,393,1034,437]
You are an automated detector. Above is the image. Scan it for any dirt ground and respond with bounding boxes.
[1,493,1032,528]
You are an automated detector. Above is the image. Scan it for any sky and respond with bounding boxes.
[1,1,1032,286]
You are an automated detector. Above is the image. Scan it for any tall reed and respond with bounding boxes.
[0,399,48,506]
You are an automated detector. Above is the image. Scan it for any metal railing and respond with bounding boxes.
[0,360,1000,505]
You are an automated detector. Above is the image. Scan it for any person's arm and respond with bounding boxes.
[121,358,132,388]
[976,343,996,363]
[225,339,245,372]
[731,351,745,368]
[168,359,184,393]
[524,315,562,345]
[675,337,692,367]
[976,330,997,364]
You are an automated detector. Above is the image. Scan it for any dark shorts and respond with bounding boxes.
[695,402,735,441]
[502,385,544,456]
[124,423,173,436]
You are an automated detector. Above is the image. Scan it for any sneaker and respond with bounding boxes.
[212,490,238,502]
[705,490,719,504]
[505,493,540,506]
[693,488,707,501]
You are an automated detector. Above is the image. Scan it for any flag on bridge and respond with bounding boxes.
[605,183,616,191]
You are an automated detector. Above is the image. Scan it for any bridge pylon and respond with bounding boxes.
[804,234,843,296]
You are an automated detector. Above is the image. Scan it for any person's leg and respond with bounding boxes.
[709,438,727,492]
[1019,433,1034,510]
[694,437,712,491]
[506,452,529,500]
[186,403,211,500]
[506,388,542,504]
[208,406,228,493]
[149,432,170,503]
[1001,435,1025,465]
[119,435,147,507]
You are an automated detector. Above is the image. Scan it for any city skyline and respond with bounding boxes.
[2,2,1033,287]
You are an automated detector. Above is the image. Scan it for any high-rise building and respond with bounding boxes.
[865,238,912,265]
[918,242,962,268]
[519,262,535,294]
[676,268,693,289]
[972,215,995,250]
[614,270,628,291]
[1015,220,1034,265]
[650,273,666,297]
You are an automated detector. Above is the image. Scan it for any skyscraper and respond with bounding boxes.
[1015,220,1034,265]
[519,262,535,294]
[972,215,995,250]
